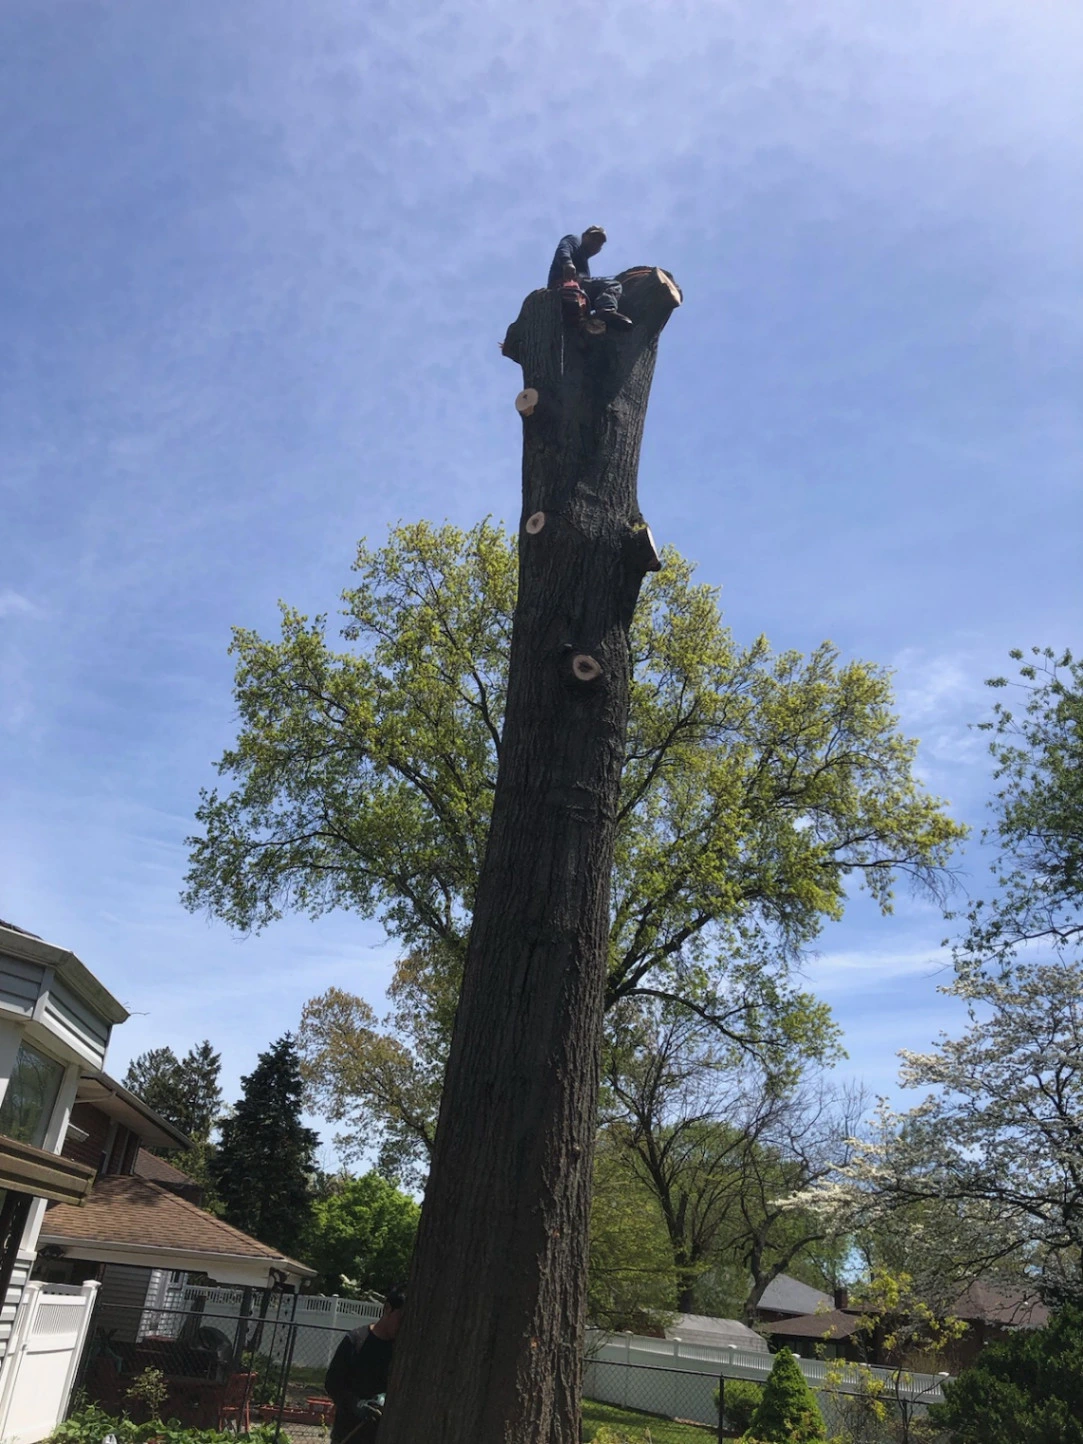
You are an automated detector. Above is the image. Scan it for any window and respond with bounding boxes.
[0,1041,65,1149]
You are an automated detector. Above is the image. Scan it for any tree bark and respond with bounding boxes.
[379,267,681,1444]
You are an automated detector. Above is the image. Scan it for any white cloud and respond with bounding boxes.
[0,590,41,619]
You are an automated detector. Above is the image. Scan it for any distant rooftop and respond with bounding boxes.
[756,1274,832,1317]
[665,1314,769,1350]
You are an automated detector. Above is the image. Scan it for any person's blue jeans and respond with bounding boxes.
[581,275,622,314]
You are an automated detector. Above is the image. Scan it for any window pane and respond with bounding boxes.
[0,1043,65,1149]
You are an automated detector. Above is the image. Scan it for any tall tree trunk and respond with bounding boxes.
[379,268,680,1444]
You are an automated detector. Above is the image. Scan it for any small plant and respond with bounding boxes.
[591,1427,653,1444]
[125,1368,169,1420]
[47,1407,292,1444]
[744,1349,827,1443]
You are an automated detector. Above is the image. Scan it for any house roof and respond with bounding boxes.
[39,1174,315,1283]
[953,1281,1049,1329]
[0,920,128,1027]
[665,1314,769,1350]
[133,1148,199,1189]
[766,1308,864,1341]
[75,1071,192,1152]
[756,1274,832,1317]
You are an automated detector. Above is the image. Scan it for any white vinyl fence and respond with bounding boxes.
[583,1329,951,1427]
[0,1281,99,1444]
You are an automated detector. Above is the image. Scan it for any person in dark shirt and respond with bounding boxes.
[324,1289,405,1444]
[548,226,633,328]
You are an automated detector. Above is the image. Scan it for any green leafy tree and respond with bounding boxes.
[212,1034,318,1255]
[930,1304,1083,1444]
[588,1129,677,1333]
[305,1172,419,1295]
[955,646,1082,975]
[602,1001,858,1316]
[185,520,963,1169]
[745,1348,827,1443]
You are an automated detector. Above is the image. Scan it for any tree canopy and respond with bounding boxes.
[930,1304,1083,1444]
[798,649,1083,1304]
[123,1040,222,1143]
[601,1002,857,1317]
[186,520,963,1170]
[955,646,1082,975]
[305,1172,419,1296]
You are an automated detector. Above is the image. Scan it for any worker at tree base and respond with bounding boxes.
[324,1287,405,1444]
[548,226,634,328]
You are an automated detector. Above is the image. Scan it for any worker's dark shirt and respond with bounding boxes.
[325,1325,394,1443]
[548,234,593,287]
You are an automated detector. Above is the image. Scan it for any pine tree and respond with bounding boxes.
[212,1033,318,1255]
[745,1348,827,1443]
[123,1040,222,1142]
[124,1047,183,1123]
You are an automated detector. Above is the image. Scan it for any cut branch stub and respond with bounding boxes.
[628,524,662,574]
[525,512,546,535]
[570,654,603,683]
[515,387,539,417]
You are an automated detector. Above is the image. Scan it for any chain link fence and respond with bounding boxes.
[71,1292,380,1443]
[67,1289,951,1444]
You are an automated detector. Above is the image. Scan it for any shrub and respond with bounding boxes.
[929,1304,1083,1444]
[714,1378,763,1435]
[744,1349,827,1443]
[589,1427,651,1444]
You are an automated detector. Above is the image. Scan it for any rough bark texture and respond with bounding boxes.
[378,267,680,1444]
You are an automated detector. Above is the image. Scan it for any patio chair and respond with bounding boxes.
[218,1371,257,1432]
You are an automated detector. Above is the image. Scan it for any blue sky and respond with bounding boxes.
[2,0,1080,1148]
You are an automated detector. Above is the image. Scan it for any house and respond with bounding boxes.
[760,1280,1051,1368]
[36,1067,315,1298]
[0,918,129,1443]
[752,1273,832,1324]
[0,917,317,1441]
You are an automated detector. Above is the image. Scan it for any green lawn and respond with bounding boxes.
[582,1397,716,1443]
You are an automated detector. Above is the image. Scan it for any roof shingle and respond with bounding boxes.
[41,1174,314,1276]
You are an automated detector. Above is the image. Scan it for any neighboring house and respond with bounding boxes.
[752,1273,832,1324]
[0,917,317,1442]
[0,918,130,1443]
[35,1068,315,1301]
[761,1281,1050,1368]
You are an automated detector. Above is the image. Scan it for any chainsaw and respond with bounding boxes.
[559,278,589,322]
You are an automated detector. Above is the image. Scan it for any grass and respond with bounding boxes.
[582,1398,716,1443]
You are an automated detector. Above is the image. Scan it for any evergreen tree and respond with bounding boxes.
[745,1348,827,1443]
[930,1304,1083,1444]
[212,1033,318,1254]
[124,1046,184,1124]
[123,1040,222,1142]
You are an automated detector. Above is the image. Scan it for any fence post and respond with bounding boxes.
[717,1373,725,1443]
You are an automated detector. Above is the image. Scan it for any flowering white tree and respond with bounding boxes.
[818,963,1083,1300]
[798,649,1083,1301]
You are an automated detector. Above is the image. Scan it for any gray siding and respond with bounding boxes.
[0,1256,33,1360]
[41,980,110,1068]
[0,956,45,1020]
[95,1266,152,1344]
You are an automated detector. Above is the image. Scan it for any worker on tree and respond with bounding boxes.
[548,226,633,329]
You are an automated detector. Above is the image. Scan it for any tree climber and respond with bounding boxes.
[548,226,634,329]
